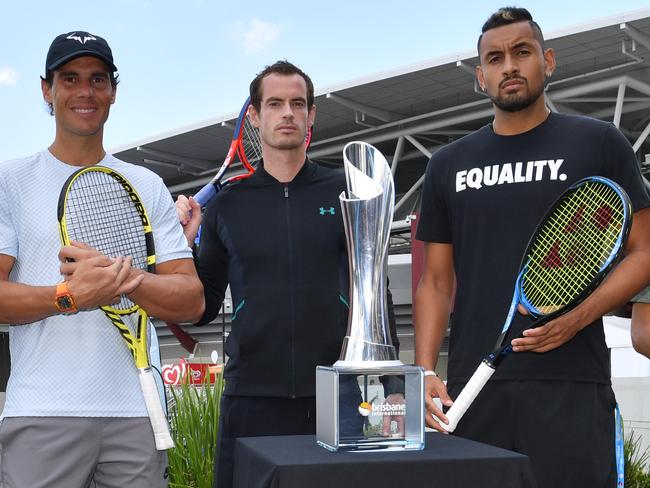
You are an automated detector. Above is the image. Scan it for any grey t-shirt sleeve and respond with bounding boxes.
[150,178,192,264]
[0,172,17,257]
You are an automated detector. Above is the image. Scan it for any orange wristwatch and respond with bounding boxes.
[54,282,78,314]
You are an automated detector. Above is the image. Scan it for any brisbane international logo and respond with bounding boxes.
[358,401,405,417]
[358,401,372,417]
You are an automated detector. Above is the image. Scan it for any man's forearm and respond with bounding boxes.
[414,282,453,371]
[568,249,650,329]
[0,282,59,324]
[129,272,204,323]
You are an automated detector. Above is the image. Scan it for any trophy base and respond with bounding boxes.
[316,365,425,452]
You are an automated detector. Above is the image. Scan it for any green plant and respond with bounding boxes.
[625,430,650,488]
[167,371,224,488]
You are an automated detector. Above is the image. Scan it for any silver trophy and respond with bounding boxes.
[316,141,424,452]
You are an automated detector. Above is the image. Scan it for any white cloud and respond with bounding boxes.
[0,67,18,87]
[234,19,281,55]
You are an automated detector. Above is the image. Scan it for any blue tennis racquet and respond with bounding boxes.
[442,176,632,432]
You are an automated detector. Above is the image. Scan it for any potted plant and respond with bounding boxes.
[167,364,224,488]
[625,429,650,488]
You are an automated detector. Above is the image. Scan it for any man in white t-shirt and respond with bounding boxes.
[0,31,204,488]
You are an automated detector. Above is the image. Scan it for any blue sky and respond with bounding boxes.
[1,0,649,162]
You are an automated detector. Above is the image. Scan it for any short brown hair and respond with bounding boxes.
[249,60,314,112]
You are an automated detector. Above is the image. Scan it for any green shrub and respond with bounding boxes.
[625,430,650,488]
[167,371,224,488]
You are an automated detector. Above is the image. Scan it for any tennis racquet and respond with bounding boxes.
[192,97,261,207]
[162,98,264,352]
[192,96,313,207]
[58,166,174,450]
[441,176,632,433]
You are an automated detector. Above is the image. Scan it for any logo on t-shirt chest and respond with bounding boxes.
[456,159,567,192]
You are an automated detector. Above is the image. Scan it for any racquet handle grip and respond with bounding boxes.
[139,368,175,450]
[441,361,495,433]
[193,182,218,208]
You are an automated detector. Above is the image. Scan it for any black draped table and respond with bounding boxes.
[234,432,534,488]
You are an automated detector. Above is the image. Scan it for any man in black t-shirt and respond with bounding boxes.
[414,7,650,488]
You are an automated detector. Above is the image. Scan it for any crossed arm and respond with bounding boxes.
[0,244,204,325]
[511,207,650,352]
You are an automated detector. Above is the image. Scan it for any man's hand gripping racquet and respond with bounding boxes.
[441,176,632,433]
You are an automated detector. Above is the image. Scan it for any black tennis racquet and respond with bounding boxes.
[441,176,632,432]
[58,166,174,450]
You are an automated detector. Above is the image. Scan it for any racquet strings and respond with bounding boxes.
[239,110,263,170]
[64,171,148,313]
[522,181,624,315]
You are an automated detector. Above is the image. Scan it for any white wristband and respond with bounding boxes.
[424,370,438,377]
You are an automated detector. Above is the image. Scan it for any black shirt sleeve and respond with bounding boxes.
[416,149,453,243]
[195,201,229,326]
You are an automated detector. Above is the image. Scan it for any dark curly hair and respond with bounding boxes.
[477,7,545,56]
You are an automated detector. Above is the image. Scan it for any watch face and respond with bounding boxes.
[57,295,74,310]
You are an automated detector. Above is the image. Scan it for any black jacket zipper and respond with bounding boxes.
[284,183,297,398]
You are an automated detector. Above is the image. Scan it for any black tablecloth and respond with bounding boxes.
[234,432,534,488]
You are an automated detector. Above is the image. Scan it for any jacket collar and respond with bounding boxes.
[254,158,317,184]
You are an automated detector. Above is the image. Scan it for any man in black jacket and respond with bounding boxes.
[177,60,399,488]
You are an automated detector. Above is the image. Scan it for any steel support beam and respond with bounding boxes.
[621,23,650,52]
[589,101,650,119]
[395,173,426,215]
[545,93,558,113]
[136,146,213,170]
[143,159,201,175]
[391,136,405,176]
[308,98,492,150]
[633,119,650,153]
[326,93,399,122]
[613,83,627,128]
[308,107,495,159]
[559,97,650,103]
[404,135,433,159]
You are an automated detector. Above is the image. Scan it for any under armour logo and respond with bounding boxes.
[319,207,335,215]
[67,33,97,44]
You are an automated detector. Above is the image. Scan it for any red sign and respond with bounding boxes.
[162,359,222,385]
[186,362,222,385]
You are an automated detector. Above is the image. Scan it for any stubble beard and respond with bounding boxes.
[263,129,306,151]
[491,79,545,113]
